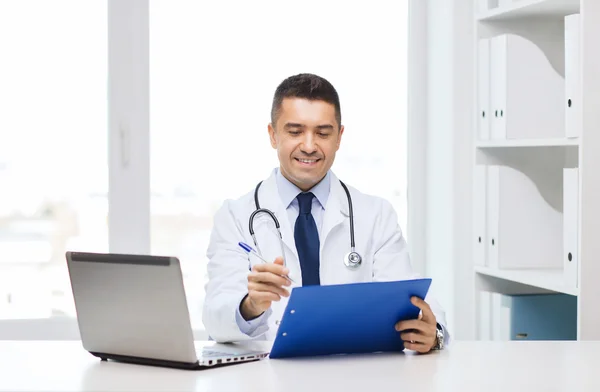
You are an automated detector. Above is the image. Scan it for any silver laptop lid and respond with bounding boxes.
[66,252,198,364]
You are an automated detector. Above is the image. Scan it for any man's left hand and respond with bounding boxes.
[395,297,438,353]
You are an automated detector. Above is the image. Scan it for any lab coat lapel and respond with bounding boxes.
[320,172,350,250]
[257,171,298,260]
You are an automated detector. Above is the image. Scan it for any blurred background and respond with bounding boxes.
[0,0,408,330]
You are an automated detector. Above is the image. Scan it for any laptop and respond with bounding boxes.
[65,251,270,370]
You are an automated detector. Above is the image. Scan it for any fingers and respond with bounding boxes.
[400,328,435,353]
[396,319,437,353]
[411,297,436,323]
[395,298,436,331]
[396,320,436,336]
[400,331,429,345]
[395,319,421,332]
[403,341,430,353]
[252,261,289,278]
[248,281,290,298]
[249,271,291,287]
[244,257,291,317]
[247,290,281,304]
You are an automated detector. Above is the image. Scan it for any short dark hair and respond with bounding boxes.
[270,73,342,129]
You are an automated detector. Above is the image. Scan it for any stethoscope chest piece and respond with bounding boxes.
[344,251,362,269]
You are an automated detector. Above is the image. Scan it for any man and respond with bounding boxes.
[203,73,449,353]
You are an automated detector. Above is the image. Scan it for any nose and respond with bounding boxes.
[300,133,317,154]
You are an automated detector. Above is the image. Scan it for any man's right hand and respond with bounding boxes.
[240,257,291,321]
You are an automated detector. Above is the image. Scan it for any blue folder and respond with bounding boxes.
[269,278,432,359]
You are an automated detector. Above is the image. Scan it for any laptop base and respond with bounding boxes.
[90,351,205,370]
[90,351,261,371]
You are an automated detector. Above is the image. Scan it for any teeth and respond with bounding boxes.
[298,159,317,163]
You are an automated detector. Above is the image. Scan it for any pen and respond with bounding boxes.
[238,241,295,283]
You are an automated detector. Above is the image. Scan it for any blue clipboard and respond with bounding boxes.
[269,278,432,359]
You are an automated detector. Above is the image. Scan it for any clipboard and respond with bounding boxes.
[269,278,432,359]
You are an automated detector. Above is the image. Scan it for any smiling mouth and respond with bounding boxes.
[295,158,321,165]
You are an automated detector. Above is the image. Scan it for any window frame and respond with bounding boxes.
[0,0,151,340]
[0,0,426,340]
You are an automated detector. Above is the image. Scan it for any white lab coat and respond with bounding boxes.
[203,169,448,343]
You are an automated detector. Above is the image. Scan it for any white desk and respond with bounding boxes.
[1,340,598,391]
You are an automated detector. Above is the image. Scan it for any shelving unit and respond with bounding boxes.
[475,266,578,296]
[477,0,580,21]
[471,0,600,341]
[476,138,579,148]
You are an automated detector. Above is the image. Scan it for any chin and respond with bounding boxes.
[294,174,324,189]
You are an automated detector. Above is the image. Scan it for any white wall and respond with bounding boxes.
[413,0,475,340]
[423,0,456,336]
[407,1,428,277]
[451,0,476,341]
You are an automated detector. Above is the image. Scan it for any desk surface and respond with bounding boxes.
[1,340,598,391]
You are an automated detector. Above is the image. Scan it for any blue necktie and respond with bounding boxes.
[294,192,321,286]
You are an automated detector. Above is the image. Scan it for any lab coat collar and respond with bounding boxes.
[328,171,350,217]
[320,171,350,247]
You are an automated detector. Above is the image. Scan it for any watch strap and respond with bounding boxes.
[433,323,444,350]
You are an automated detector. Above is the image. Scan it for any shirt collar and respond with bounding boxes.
[276,168,330,210]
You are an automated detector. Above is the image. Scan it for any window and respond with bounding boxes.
[0,1,409,337]
[0,1,108,320]
[149,0,408,326]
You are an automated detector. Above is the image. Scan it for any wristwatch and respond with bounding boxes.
[433,323,445,350]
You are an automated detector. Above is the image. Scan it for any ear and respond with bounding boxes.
[268,123,277,149]
[336,125,345,150]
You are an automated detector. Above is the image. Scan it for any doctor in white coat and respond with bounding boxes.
[203,73,449,353]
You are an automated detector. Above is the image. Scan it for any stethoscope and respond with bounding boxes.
[249,180,363,270]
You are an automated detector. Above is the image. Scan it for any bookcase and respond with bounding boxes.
[471,0,600,340]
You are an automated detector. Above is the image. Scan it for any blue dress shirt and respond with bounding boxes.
[276,168,330,234]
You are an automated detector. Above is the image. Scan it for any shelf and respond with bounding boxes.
[475,138,578,167]
[477,0,580,21]
[476,138,579,148]
[475,266,578,296]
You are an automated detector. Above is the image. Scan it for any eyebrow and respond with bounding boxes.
[283,123,335,131]
[315,124,335,131]
[283,123,304,129]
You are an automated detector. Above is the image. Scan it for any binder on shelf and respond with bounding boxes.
[486,166,500,269]
[478,39,491,140]
[563,168,579,288]
[489,36,505,140]
[489,34,564,140]
[474,165,487,266]
[486,294,577,341]
[565,13,581,139]
[505,294,577,340]
[486,165,562,269]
